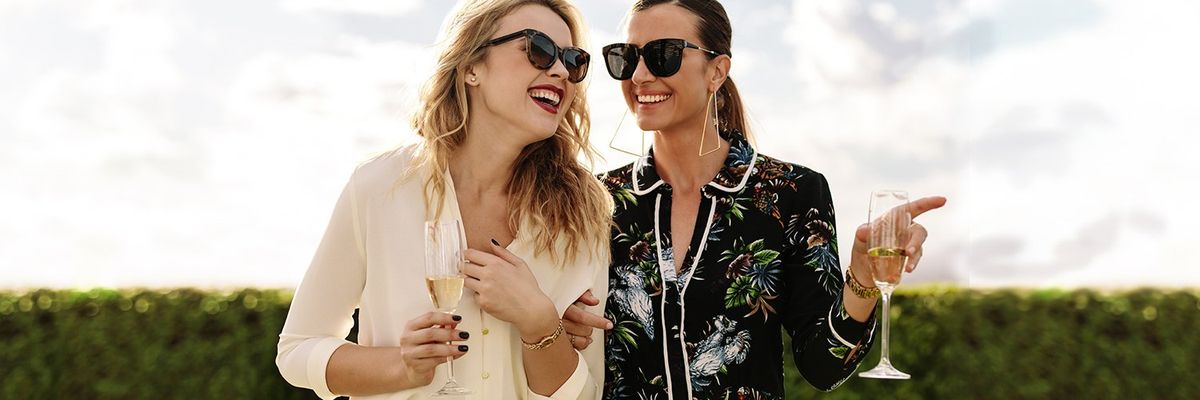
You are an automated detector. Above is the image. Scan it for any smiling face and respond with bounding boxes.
[468,4,577,145]
[622,4,721,135]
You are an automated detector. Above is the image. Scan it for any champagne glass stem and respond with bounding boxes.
[445,315,457,383]
[879,289,893,365]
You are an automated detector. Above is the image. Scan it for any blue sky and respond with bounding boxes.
[1,0,1197,288]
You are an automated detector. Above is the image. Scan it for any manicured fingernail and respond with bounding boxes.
[459,331,470,339]
[452,314,462,321]
[490,238,500,246]
[458,345,469,352]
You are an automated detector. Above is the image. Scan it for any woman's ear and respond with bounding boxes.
[708,55,731,93]
[464,63,483,87]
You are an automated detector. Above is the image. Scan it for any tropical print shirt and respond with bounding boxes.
[600,130,877,400]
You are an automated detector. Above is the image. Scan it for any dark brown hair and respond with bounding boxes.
[632,0,750,138]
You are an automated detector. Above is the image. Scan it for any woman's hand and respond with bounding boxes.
[397,312,470,387]
[560,289,612,350]
[848,196,948,281]
[462,240,559,340]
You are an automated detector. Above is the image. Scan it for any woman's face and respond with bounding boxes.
[622,5,716,134]
[469,4,577,144]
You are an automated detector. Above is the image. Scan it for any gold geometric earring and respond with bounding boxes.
[697,91,721,157]
[609,108,648,157]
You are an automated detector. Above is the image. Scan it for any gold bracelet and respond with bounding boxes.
[521,319,564,350]
[846,269,880,299]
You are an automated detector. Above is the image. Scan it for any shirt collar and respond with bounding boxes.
[631,129,758,196]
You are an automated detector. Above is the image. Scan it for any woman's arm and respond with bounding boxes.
[779,173,877,392]
[520,307,588,396]
[463,242,608,398]
[277,172,466,398]
[462,243,578,396]
[276,174,371,399]
[324,312,468,396]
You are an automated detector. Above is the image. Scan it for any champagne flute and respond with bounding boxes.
[859,190,912,380]
[424,220,471,396]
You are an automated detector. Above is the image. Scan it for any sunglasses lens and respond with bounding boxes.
[528,33,557,69]
[603,44,637,80]
[645,39,684,77]
[563,48,590,83]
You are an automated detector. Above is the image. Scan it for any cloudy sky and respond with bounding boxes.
[1,0,1196,289]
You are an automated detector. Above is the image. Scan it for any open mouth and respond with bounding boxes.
[637,94,671,104]
[529,88,562,112]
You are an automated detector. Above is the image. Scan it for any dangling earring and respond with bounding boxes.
[609,108,648,157]
[698,91,721,156]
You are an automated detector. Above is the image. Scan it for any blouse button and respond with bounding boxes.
[482,372,490,380]
[482,328,489,335]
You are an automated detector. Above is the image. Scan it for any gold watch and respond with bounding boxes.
[846,268,881,299]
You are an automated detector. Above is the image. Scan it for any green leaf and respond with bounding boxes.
[726,276,755,309]
[748,239,765,252]
[753,250,780,265]
[829,346,850,359]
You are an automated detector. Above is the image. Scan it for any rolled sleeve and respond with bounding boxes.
[527,351,596,400]
[828,302,876,348]
[277,336,352,400]
[275,170,367,399]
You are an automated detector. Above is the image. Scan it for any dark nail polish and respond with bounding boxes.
[452,314,462,321]
[458,345,469,352]
[459,331,470,339]
[490,238,500,246]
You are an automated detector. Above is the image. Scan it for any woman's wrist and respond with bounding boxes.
[517,297,560,341]
[846,266,880,299]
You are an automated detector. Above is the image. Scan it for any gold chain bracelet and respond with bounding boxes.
[846,269,881,299]
[521,319,564,350]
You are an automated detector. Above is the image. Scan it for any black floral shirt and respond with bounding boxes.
[600,130,877,399]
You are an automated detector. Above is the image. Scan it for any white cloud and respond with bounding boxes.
[2,0,1198,289]
[280,0,422,16]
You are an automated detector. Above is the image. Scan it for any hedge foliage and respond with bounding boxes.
[2,287,1198,399]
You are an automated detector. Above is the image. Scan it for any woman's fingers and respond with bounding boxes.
[567,333,594,351]
[905,223,929,255]
[403,311,460,332]
[487,240,529,270]
[575,289,600,307]
[564,303,613,331]
[908,196,947,219]
[406,326,470,345]
[905,247,924,272]
[464,248,506,268]
[403,343,469,371]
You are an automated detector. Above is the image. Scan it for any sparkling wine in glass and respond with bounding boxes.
[424,220,471,396]
[859,190,912,380]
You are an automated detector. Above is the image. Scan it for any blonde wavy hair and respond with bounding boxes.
[408,0,611,264]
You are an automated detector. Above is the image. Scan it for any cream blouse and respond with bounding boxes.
[276,144,609,399]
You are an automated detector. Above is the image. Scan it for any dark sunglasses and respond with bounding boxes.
[602,38,723,80]
[484,29,590,83]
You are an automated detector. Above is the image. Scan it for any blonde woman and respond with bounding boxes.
[275,0,611,398]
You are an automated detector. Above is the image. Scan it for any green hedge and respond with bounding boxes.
[2,287,1198,399]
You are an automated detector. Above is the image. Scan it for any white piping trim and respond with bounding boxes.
[678,197,717,399]
[679,292,696,399]
[828,306,856,348]
[632,156,666,196]
[680,198,717,297]
[652,194,675,400]
[705,147,759,193]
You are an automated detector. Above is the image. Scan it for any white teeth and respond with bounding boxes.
[529,89,561,106]
[637,94,671,104]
